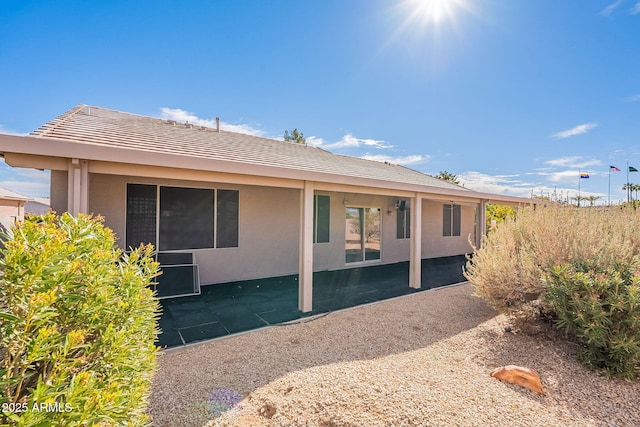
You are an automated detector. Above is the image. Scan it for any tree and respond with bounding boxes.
[284,128,306,144]
[584,195,601,207]
[436,170,460,185]
[633,184,640,201]
[572,195,587,207]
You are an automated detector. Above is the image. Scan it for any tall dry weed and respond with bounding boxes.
[464,204,640,318]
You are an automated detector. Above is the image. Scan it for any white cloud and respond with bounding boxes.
[0,159,51,198]
[541,170,583,183]
[601,0,624,15]
[624,93,640,102]
[551,122,597,138]
[544,156,601,168]
[311,133,393,150]
[160,107,265,137]
[458,171,533,197]
[631,2,640,14]
[360,153,430,165]
[0,180,49,198]
[459,171,605,202]
[306,136,325,147]
[0,124,28,136]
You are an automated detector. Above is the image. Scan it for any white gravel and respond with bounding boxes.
[149,283,640,427]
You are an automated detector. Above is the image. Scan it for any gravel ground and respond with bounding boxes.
[149,283,640,427]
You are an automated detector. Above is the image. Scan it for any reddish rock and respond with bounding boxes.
[490,365,545,395]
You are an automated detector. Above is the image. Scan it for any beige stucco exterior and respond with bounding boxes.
[66,173,476,286]
[0,199,25,219]
[0,190,29,232]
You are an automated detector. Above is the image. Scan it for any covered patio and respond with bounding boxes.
[156,255,467,348]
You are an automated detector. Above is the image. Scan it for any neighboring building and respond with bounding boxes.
[0,105,532,311]
[25,197,50,215]
[0,187,29,233]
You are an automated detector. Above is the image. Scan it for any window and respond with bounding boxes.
[160,187,214,250]
[443,204,461,237]
[216,189,239,248]
[314,195,330,243]
[396,201,411,239]
[345,207,381,263]
[126,184,239,251]
[126,184,157,248]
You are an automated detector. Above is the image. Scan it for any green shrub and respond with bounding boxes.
[544,260,640,379]
[0,213,160,426]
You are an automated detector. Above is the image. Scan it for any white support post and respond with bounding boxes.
[299,181,314,312]
[409,193,422,289]
[67,158,89,215]
[476,199,487,248]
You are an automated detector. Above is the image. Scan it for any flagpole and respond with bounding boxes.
[627,161,630,203]
[578,169,581,207]
[609,166,611,207]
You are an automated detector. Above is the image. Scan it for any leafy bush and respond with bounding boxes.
[544,260,640,379]
[485,204,516,234]
[0,213,160,426]
[465,204,640,377]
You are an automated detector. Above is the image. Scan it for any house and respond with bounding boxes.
[0,105,532,311]
[0,187,30,233]
[25,197,51,215]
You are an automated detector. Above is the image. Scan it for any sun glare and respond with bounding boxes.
[415,0,452,24]
[405,0,468,27]
[379,0,476,68]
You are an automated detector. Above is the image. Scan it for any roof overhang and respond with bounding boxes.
[0,133,536,206]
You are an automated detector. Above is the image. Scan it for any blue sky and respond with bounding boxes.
[1,0,639,204]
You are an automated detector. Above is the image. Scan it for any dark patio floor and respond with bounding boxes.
[156,255,468,348]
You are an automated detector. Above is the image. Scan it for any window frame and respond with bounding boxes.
[345,205,382,264]
[313,194,330,244]
[125,183,239,251]
[443,203,461,237]
[396,201,411,239]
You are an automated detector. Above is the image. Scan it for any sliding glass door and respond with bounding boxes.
[345,207,381,263]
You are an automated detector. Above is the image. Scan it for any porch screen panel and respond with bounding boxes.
[159,187,214,250]
[216,189,239,248]
[443,204,461,237]
[396,205,410,239]
[452,204,461,236]
[126,184,157,249]
[443,204,452,236]
[314,195,330,243]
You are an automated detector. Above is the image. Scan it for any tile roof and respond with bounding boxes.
[0,187,30,200]
[31,105,467,191]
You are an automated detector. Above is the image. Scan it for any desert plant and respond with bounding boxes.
[465,204,640,376]
[543,260,640,379]
[465,204,640,318]
[0,213,160,426]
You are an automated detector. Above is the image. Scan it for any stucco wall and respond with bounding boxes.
[421,200,475,258]
[50,170,68,214]
[0,199,24,218]
[89,174,301,285]
[312,192,411,271]
[73,174,476,285]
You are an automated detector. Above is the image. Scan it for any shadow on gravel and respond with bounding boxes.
[476,321,640,426]
[150,283,499,426]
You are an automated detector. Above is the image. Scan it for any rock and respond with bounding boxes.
[490,365,545,395]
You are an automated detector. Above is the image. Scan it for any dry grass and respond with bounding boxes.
[465,204,640,317]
